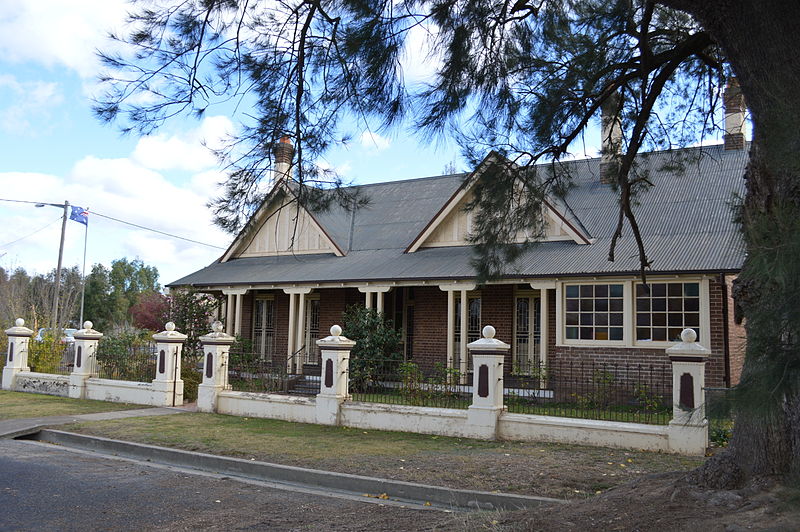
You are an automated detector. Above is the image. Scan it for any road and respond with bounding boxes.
[0,440,461,531]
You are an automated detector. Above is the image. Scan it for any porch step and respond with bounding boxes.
[287,375,321,396]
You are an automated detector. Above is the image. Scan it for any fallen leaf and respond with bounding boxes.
[424,502,431,506]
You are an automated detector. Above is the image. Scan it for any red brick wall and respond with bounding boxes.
[410,286,448,372]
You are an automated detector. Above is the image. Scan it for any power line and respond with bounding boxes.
[0,197,226,250]
[0,217,62,248]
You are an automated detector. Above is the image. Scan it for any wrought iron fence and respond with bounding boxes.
[349,358,471,409]
[227,349,318,396]
[505,359,672,425]
[95,339,157,382]
[27,341,74,375]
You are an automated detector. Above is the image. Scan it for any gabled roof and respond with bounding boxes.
[405,152,592,252]
[170,144,748,287]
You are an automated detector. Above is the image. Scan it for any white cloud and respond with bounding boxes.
[0,75,63,135]
[400,22,443,84]
[359,131,391,151]
[131,116,235,172]
[0,0,129,78]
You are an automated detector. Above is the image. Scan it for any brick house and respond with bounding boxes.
[170,126,748,390]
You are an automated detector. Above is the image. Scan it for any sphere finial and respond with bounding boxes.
[83,321,93,330]
[15,318,24,327]
[165,322,176,332]
[482,325,496,339]
[330,324,342,337]
[681,328,697,343]
[212,320,224,333]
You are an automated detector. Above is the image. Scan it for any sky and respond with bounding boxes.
[0,1,728,292]
[0,1,470,287]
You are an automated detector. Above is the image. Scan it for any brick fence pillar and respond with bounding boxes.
[198,321,235,413]
[315,325,355,425]
[2,319,34,390]
[467,325,509,439]
[666,328,709,455]
[152,322,188,407]
[69,321,103,399]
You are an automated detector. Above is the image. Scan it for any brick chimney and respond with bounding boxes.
[723,78,746,150]
[273,136,294,183]
[599,94,622,184]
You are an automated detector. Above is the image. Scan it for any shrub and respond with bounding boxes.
[342,305,403,392]
[27,333,64,373]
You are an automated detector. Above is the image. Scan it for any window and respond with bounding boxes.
[635,281,700,342]
[564,283,624,341]
[252,298,275,359]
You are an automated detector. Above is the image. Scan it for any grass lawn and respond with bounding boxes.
[61,412,705,499]
[0,390,139,420]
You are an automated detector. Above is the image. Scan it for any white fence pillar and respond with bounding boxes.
[666,328,709,455]
[197,321,235,413]
[315,325,355,425]
[2,319,33,390]
[152,322,188,407]
[467,325,509,439]
[69,321,103,399]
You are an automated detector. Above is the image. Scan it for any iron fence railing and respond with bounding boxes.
[505,359,672,425]
[348,358,471,409]
[95,340,157,382]
[27,342,74,375]
[227,349,318,396]
[705,386,734,445]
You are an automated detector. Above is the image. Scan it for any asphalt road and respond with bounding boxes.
[0,440,461,531]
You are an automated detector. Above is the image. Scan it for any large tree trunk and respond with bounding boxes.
[662,0,800,486]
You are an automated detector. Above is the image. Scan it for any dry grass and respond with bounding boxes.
[0,390,138,419]
[62,412,704,499]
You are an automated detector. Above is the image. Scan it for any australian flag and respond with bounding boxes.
[69,206,89,226]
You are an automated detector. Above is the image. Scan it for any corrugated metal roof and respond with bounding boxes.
[170,145,747,287]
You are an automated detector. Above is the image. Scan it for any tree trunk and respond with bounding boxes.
[663,0,800,486]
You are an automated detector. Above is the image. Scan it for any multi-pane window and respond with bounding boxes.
[252,298,275,359]
[564,284,624,341]
[635,282,700,342]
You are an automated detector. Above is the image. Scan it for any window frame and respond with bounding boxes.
[555,277,710,350]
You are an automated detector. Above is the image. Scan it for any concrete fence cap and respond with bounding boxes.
[317,324,356,348]
[666,328,709,357]
[199,320,235,343]
[153,321,188,342]
[467,324,510,351]
[5,318,33,337]
[74,321,103,339]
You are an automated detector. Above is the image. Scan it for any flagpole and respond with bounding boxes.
[51,200,69,331]
[79,210,89,325]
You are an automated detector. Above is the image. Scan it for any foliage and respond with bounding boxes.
[342,305,403,393]
[181,364,202,403]
[572,370,616,410]
[0,265,83,330]
[95,329,155,382]
[166,289,220,356]
[83,258,161,330]
[130,291,169,331]
[27,333,65,374]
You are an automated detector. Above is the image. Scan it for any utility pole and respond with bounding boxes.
[51,200,69,331]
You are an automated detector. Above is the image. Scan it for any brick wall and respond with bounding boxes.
[410,286,448,372]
